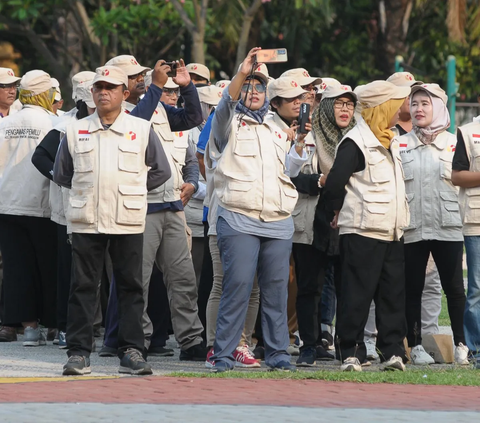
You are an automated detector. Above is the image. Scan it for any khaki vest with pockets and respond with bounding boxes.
[337,119,409,241]
[66,110,151,234]
[458,121,480,235]
[209,114,298,222]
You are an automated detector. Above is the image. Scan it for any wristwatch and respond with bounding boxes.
[318,173,325,188]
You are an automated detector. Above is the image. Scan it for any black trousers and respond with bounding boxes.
[404,240,465,346]
[67,233,144,358]
[0,214,57,327]
[56,224,72,332]
[292,243,329,348]
[197,222,213,342]
[336,234,407,363]
[147,265,171,348]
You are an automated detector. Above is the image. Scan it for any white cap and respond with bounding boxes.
[197,85,223,106]
[317,77,341,93]
[93,66,128,87]
[267,77,308,100]
[387,72,423,88]
[237,63,269,85]
[355,80,410,108]
[20,70,52,96]
[71,71,96,100]
[215,80,231,89]
[186,63,210,82]
[410,83,448,105]
[51,78,62,101]
[0,67,21,84]
[77,81,95,108]
[321,84,356,101]
[105,55,150,76]
[280,68,321,86]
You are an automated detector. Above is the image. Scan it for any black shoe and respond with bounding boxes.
[316,344,335,361]
[0,326,17,342]
[98,345,118,357]
[119,348,153,375]
[321,331,334,349]
[296,346,316,367]
[63,355,91,375]
[268,360,297,372]
[179,343,208,361]
[47,328,57,342]
[148,346,174,357]
[253,345,265,361]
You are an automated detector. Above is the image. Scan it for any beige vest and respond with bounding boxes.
[0,105,59,218]
[399,130,462,243]
[337,119,409,241]
[266,113,319,243]
[209,114,298,222]
[66,110,151,234]
[458,121,480,235]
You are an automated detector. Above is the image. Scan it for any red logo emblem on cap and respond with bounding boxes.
[423,84,428,87]
[257,66,262,72]
[193,65,198,70]
[7,70,14,76]
[321,82,327,90]
[220,83,225,88]
[103,69,110,76]
[218,91,222,97]
[302,70,310,77]
[130,59,138,65]
[291,81,298,88]
[406,74,413,80]
[341,85,348,91]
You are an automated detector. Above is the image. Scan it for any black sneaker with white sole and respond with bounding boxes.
[119,348,153,375]
[63,355,91,376]
[296,347,316,367]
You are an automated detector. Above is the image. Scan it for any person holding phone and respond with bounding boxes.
[207,48,307,372]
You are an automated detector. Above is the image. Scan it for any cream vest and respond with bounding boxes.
[399,130,462,243]
[66,110,151,234]
[266,113,318,243]
[0,105,59,218]
[457,121,480,235]
[209,114,298,222]
[337,119,409,241]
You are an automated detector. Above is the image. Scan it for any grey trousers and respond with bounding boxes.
[364,254,442,340]
[206,235,260,347]
[211,217,291,368]
[142,211,204,350]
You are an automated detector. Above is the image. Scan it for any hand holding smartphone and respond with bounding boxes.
[255,48,288,64]
[297,103,311,134]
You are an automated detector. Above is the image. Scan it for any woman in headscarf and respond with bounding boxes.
[207,48,307,372]
[0,70,59,346]
[324,80,410,372]
[398,83,468,365]
[287,84,357,367]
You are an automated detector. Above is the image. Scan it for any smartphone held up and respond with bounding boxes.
[298,103,310,134]
[255,49,288,64]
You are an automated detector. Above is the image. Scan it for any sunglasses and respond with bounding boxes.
[163,88,179,96]
[0,83,19,89]
[241,83,266,93]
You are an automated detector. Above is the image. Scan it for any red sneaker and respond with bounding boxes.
[205,347,215,369]
[233,345,261,368]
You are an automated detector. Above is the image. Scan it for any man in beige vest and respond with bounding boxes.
[452,118,480,369]
[53,66,171,376]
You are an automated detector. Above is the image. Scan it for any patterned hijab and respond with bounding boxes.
[312,96,356,160]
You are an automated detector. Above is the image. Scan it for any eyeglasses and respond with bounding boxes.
[334,100,355,110]
[302,84,318,93]
[92,83,121,92]
[241,83,266,93]
[0,83,19,90]
[163,88,179,96]
[284,93,308,103]
[128,71,147,80]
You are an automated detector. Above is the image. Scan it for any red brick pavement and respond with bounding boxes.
[0,377,478,411]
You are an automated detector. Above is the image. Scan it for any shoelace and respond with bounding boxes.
[69,355,85,363]
[125,348,145,362]
[237,345,256,361]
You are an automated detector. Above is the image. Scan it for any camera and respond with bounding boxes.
[164,61,177,78]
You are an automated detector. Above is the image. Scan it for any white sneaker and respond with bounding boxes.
[410,345,434,365]
[287,343,300,356]
[383,355,406,371]
[341,357,362,372]
[23,326,46,347]
[455,343,469,365]
[365,337,379,360]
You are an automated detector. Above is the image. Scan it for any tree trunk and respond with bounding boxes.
[234,0,264,70]
[191,30,205,64]
[375,0,413,77]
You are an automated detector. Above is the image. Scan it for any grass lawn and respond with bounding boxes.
[169,368,480,386]
[438,291,451,327]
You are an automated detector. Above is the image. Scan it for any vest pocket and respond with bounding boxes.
[116,185,147,225]
[361,193,392,232]
[221,171,257,210]
[67,193,94,224]
[439,156,452,180]
[74,141,95,173]
[464,187,480,224]
[404,192,416,230]
[279,173,298,214]
[369,155,391,183]
[234,138,257,157]
[118,142,141,173]
[440,191,462,227]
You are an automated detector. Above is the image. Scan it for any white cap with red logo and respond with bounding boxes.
[93,66,128,87]
[186,63,210,82]
[0,67,21,85]
[105,55,150,77]
[267,77,308,100]
[280,68,321,87]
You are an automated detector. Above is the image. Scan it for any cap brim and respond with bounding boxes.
[274,87,309,99]
[85,100,95,108]
[249,73,269,85]
[0,76,21,84]
[297,76,322,87]
[124,65,150,76]
[188,70,210,81]
[392,85,411,99]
